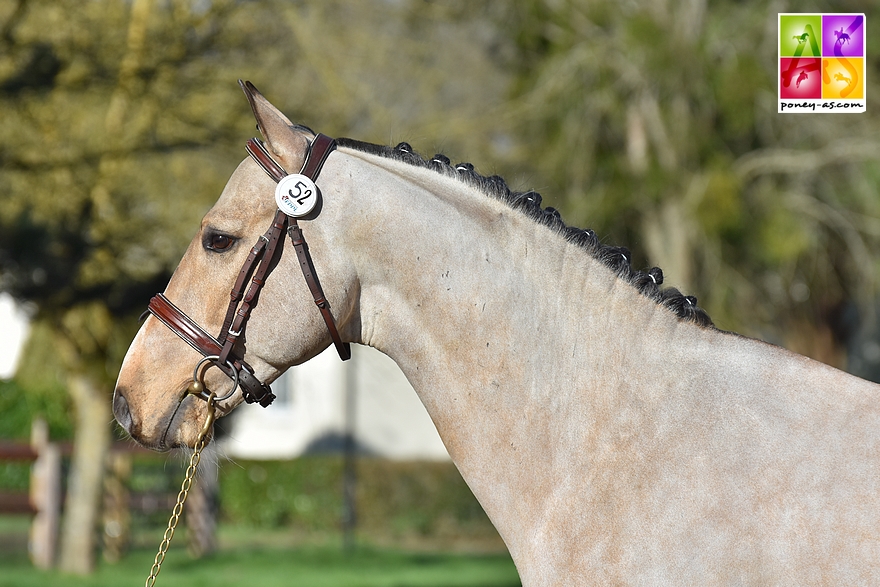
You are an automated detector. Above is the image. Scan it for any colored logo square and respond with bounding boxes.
[822,14,865,57]
[823,58,864,99]
[780,14,822,57]
[780,58,821,99]
[778,13,866,112]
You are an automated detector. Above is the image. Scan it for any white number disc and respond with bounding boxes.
[275,174,319,217]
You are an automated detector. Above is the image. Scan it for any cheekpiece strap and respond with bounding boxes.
[244,134,351,362]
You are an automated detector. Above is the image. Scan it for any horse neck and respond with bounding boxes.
[332,148,693,461]
[326,148,703,551]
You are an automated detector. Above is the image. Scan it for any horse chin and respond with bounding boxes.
[160,396,213,450]
[113,383,215,452]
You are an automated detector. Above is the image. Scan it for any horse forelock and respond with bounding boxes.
[336,137,714,329]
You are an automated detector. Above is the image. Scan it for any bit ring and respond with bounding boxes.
[192,356,240,402]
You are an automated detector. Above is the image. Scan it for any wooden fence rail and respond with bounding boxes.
[0,420,216,569]
[0,419,63,569]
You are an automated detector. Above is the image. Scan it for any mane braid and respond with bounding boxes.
[336,137,714,328]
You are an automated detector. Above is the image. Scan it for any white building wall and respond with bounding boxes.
[220,344,449,461]
[352,345,449,460]
[0,293,30,379]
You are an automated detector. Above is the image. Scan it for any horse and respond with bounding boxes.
[114,82,880,586]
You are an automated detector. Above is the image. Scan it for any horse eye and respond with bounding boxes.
[206,233,235,252]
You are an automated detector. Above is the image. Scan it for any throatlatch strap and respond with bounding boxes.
[288,222,351,360]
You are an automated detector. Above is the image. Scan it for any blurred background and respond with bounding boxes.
[1,0,879,585]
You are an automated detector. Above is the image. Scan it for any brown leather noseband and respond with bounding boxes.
[147,133,351,408]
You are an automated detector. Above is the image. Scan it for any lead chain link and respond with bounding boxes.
[145,394,216,587]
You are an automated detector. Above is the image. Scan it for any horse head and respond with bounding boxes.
[113,82,359,450]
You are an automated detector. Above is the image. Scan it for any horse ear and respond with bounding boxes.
[239,80,310,170]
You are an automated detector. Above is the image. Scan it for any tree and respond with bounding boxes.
[505,0,880,367]
[0,0,294,571]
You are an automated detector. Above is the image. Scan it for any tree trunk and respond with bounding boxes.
[58,372,111,574]
[186,443,218,558]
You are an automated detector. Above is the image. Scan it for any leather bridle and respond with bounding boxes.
[147,133,351,408]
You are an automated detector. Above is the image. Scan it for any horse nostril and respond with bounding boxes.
[112,389,134,433]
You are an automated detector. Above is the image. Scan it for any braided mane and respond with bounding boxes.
[336,137,713,328]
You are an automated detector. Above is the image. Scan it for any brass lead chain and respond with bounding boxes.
[145,393,216,587]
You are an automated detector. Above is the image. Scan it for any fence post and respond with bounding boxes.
[102,450,131,562]
[29,418,61,569]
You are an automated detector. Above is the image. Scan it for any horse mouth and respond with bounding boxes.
[159,387,226,450]
[159,395,190,450]
[113,383,217,452]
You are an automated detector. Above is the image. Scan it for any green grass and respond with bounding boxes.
[0,454,517,586]
[0,523,520,587]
